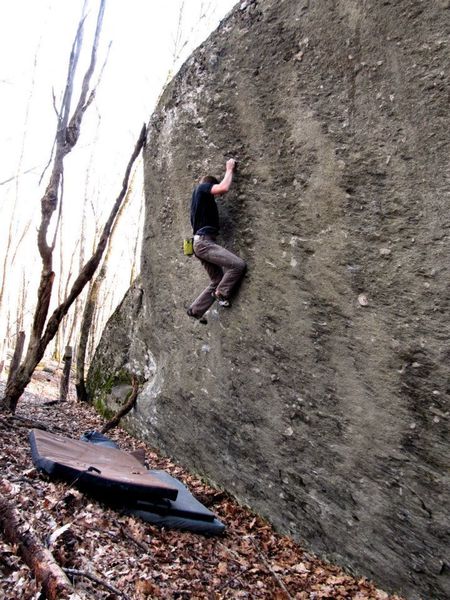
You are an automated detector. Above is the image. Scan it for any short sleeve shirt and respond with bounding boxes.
[190,182,219,235]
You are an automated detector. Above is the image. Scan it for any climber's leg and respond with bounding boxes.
[188,259,223,317]
[198,242,246,301]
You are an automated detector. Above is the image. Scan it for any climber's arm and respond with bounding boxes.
[211,159,236,195]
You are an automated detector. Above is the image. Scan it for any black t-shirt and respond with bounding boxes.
[190,182,219,235]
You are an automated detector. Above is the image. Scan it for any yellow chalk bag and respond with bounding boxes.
[183,237,194,256]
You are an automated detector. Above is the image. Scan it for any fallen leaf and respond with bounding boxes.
[293,562,310,574]
[217,561,228,575]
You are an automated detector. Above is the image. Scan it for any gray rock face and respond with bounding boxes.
[88,1,450,597]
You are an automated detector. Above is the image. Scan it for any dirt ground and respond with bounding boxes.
[0,371,404,599]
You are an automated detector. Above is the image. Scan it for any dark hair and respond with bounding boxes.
[200,175,219,184]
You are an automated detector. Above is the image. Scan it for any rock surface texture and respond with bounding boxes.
[88,1,449,598]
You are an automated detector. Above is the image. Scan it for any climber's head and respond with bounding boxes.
[200,175,219,185]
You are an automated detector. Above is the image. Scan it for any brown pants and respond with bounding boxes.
[189,235,247,317]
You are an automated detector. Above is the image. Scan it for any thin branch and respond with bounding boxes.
[10,215,35,265]
[64,568,131,600]
[95,40,112,88]
[218,565,253,592]
[249,536,294,599]
[85,39,112,110]
[121,527,150,553]
[172,0,186,64]
[59,12,88,132]
[0,28,42,312]
[39,12,87,185]
[52,87,60,117]
[0,165,40,186]
[66,0,106,146]
[39,137,57,185]
[4,309,34,334]
[0,415,68,434]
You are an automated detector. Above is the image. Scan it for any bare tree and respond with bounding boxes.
[1,123,146,414]
[0,308,12,378]
[0,0,148,414]
[1,0,102,407]
[75,166,138,401]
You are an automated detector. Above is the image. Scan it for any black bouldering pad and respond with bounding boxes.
[30,429,225,536]
[80,430,226,535]
[29,429,178,503]
[128,470,225,535]
[80,430,119,449]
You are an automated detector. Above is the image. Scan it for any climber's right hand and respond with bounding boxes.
[226,158,236,171]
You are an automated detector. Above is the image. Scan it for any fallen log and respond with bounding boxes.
[0,487,81,599]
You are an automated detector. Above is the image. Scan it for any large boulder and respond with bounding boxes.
[88,1,449,597]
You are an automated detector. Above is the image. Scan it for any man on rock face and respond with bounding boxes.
[187,158,247,324]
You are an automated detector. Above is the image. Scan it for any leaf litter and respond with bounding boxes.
[0,373,404,599]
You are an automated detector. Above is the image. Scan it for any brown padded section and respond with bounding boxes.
[31,429,178,498]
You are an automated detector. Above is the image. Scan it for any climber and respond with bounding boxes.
[187,158,247,323]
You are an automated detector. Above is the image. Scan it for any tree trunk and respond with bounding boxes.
[59,345,72,402]
[6,331,25,387]
[75,279,98,402]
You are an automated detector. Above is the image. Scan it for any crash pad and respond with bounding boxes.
[128,470,225,535]
[29,429,178,502]
[80,430,119,449]
[81,430,226,535]
[30,429,225,536]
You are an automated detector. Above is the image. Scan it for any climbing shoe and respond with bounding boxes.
[212,291,231,307]
[187,308,207,324]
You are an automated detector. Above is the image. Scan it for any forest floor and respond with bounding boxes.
[0,370,404,600]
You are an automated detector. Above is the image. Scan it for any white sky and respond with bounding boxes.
[0,0,236,355]
[1,0,237,188]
